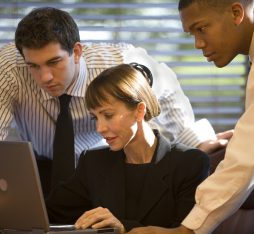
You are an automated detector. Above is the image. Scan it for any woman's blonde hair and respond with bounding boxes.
[85,63,161,121]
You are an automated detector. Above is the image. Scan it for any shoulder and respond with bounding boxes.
[166,144,210,182]
[83,42,134,52]
[82,42,135,67]
[0,43,30,88]
[172,143,206,155]
[0,43,26,70]
[170,143,209,167]
[154,132,208,167]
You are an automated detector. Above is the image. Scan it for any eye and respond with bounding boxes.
[48,60,60,66]
[104,113,113,119]
[90,114,97,121]
[197,26,206,33]
[27,63,39,70]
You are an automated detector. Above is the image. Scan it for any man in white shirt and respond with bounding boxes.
[127,0,254,233]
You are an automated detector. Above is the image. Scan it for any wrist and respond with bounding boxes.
[119,224,126,234]
[179,225,194,234]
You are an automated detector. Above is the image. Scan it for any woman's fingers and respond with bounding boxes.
[74,206,124,231]
[75,207,105,229]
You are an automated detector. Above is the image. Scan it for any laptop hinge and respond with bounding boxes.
[1,229,45,234]
[31,229,45,234]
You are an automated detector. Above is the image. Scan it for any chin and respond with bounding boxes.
[214,54,237,68]
[46,90,61,97]
[109,145,122,151]
[213,59,231,68]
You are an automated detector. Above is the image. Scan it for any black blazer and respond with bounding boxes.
[46,132,209,231]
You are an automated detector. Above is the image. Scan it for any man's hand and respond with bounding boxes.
[197,129,234,154]
[126,225,194,234]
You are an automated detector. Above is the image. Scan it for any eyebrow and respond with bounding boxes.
[25,56,62,65]
[99,108,114,114]
[89,106,113,115]
[187,21,201,32]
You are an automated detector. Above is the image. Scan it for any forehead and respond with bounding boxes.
[22,42,68,64]
[179,1,219,32]
[90,95,118,111]
[89,95,132,114]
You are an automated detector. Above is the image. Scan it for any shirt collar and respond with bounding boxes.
[249,32,254,63]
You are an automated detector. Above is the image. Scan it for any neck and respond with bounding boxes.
[124,123,157,164]
[244,3,254,54]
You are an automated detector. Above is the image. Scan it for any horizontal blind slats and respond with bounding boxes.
[0,2,177,8]
[0,0,246,133]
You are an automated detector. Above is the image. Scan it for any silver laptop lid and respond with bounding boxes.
[0,141,50,232]
[0,141,119,234]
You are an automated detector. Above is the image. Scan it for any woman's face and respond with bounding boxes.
[89,96,139,151]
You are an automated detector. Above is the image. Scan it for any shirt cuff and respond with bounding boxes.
[181,204,210,233]
[177,118,216,147]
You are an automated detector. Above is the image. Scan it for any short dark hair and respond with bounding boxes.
[15,7,80,56]
[178,0,253,11]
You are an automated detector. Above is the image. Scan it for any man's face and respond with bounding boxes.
[22,42,80,97]
[179,2,241,68]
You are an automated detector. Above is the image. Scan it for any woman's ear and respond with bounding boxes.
[73,42,83,63]
[231,3,245,26]
[136,102,146,121]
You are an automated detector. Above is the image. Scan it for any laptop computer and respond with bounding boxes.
[0,141,119,234]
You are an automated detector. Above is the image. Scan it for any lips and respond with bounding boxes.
[204,52,215,61]
[105,136,117,145]
[44,84,59,94]
[46,84,58,90]
[42,85,60,97]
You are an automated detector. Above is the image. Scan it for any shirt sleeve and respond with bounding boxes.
[123,46,216,146]
[181,103,254,233]
[0,61,18,140]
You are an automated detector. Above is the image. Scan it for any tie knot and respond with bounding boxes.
[59,94,72,109]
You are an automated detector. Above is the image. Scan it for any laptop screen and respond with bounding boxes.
[0,141,50,232]
[0,141,119,234]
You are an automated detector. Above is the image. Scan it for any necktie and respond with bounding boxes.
[51,94,75,187]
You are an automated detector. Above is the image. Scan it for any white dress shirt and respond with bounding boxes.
[182,32,254,234]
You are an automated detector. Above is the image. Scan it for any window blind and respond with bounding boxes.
[0,0,247,133]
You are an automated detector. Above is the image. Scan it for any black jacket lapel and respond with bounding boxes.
[137,132,171,220]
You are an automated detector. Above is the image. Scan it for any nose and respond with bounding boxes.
[96,118,107,134]
[39,66,53,83]
[194,36,206,49]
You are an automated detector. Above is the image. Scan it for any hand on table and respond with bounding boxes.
[75,206,125,233]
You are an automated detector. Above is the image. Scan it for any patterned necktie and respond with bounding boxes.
[51,94,75,188]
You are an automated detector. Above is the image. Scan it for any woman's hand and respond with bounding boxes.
[75,206,125,233]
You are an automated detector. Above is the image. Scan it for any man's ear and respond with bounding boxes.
[136,102,146,121]
[73,42,83,63]
[231,3,245,26]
